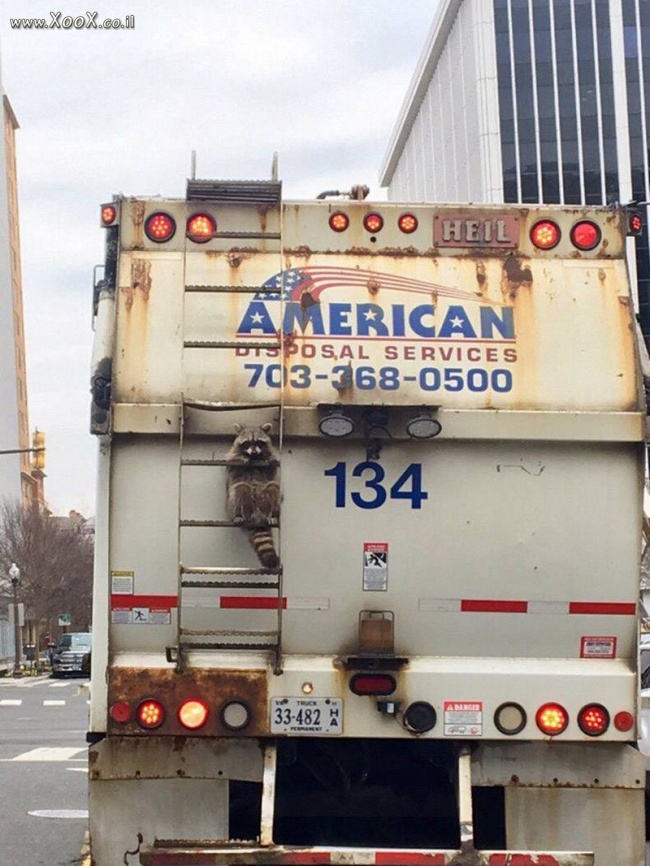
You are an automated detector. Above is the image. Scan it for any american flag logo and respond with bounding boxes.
[254,266,490,305]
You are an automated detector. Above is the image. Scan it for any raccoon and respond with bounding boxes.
[225,422,280,569]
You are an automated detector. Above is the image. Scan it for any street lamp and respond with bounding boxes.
[9,563,22,678]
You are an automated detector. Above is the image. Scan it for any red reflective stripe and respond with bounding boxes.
[110,594,177,608]
[461,599,527,613]
[220,596,287,610]
[376,854,447,864]
[568,602,636,616]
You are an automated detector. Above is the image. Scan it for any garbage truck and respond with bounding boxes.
[88,178,646,866]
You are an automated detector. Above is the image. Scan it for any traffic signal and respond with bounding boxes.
[32,430,45,470]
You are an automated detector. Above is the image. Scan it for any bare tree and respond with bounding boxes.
[0,499,93,639]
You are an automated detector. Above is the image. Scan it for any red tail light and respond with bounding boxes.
[109,701,132,723]
[329,212,349,232]
[570,220,601,251]
[145,212,176,243]
[363,213,384,233]
[398,213,418,234]
[530,220,561,250]
[349,673,396,696]
[178,699,209,730]
[101,204,117,226]
[614,711,634,732]
[136,699,165,729]
[578,704,609,736]
[629,212,643,235]
[536,702,568,735]
[186,213,216,243]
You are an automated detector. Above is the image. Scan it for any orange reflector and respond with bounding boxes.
[577,703,609,736]
[329,212,349,232]
[136,699,165,729]
[398,213,418,234]
[349,673,396,696]
[101,204,117,226]
[363,213,384,233]
[530,220,561,250]
[145,212,176,243]
[178,699,209,730]
[187,213,216,243]
[109,701,132,723]
[570,220,601,251]
[535,702,568,735]
[614,711,634,732]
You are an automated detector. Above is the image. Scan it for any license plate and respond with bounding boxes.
[271,697,343,734]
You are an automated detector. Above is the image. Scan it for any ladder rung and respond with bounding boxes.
[184,340,281,350]
[181,458,277,467]
[180,520,279,528]
[181,566,281,576]
[185,285,282,294]
[181,580,280,589]
[180,642,279,651]
[181,629,279,637]
[210,231,281,240]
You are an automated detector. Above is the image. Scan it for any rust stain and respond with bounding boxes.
[226,249,256,268]
[129,200,145,250]
[107,667,269,738]
[120,258,152,312]
[367,276,381,295]
[283,244,313,259]
[475,260,487,288]
[501,256,533,300]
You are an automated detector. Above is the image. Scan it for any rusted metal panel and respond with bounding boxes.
[107,667,268,737]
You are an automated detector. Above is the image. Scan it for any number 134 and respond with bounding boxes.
[323,462,428,510]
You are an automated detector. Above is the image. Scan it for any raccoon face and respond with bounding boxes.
[233,423,274,460]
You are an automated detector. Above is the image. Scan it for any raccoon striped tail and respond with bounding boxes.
[249,528,279,569]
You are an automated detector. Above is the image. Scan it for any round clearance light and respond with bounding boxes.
[494,702,527,735]
[629,213,643,235]
[145,212,176,243]
[329,212,349,233]
[406,414,442,440]
[109,701,132,724]
[363,213,384,233]
[101,204,117,227]
[220,700,252,731]
[614,711,634,732]
[136,699,165,730]
[178,699,209,730]
[536,702,568,736]
[398,213,418,234]
[318,409,355,438]
[403,701,437,734]
[578,703,609,737]
[530,220,561,250]
[350,673,396,696]
[187,213,216,243]
[570,220,601,251]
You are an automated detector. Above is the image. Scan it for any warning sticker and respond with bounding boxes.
[363,542,388,591]
[580,636,617,659]
[111,570,134,595]
[111,608,133,624]
[444,701,483,737]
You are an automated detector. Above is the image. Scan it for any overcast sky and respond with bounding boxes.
[0,0,437,516]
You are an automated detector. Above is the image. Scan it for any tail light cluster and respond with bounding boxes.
[329,211,419,235]
[530,219,603,251]
[109,697,252,733]
[137,211,218,244]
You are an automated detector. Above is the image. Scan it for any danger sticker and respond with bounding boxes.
[111,570,134,595]
[444,701,483,737]
[580,636,617,659]
[363,542,388,591]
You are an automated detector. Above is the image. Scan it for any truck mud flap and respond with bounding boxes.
[138,844,594,866]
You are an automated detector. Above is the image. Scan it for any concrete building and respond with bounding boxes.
[380,0,650,337]
[0,82,39,506]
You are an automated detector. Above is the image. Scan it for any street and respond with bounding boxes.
[0,673,89,866]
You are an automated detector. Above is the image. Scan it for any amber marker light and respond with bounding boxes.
[570,220,601,251]
[187,213,216,243]
[536,702,568,735]
[145,212,176,243]
[101,204,117,226]
[578,704,609,736]
[398,213,418,234]
[109,701,132,724]
[530,220,561,250]
[136,699,165,729]
[363,213,384,233]
[178,699,209,730]
[329,212,349,232]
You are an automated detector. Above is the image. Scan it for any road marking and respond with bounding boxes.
[29,809,88,819]
[0,699,22,706]
[66,767,89,773]
[49,681,72,688]
[12,747,85,761]
[43,700,66,706]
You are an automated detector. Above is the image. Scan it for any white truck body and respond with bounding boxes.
[88,181,646,866]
